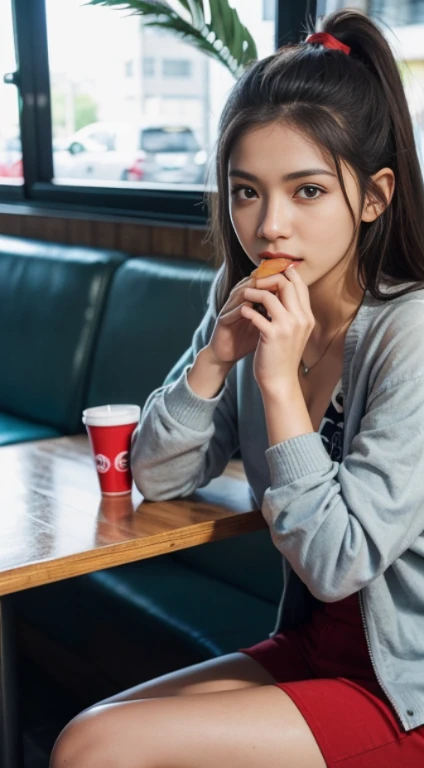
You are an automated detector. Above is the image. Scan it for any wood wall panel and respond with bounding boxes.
[0,211,215,262]
[117,222,153,255]
[91,220,119,250]
[151,224,186,257]
[0,214,23,237]
[186,227,215,265]
[66,217,93,246]
[38,216,67,243]
[20,216,64,243]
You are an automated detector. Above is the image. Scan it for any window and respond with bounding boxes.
[0,2,23,185]
[0,0,314,222]
[43,0,276,192]
[125,60,134,78]
[162,59,192,78]
[369,0,424,26]
[143,57,155,77]
[263,0,276,21]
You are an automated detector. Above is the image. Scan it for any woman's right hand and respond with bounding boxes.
[207,275,261,365]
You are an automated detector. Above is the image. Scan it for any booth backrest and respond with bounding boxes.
[0,236,125,433]
[173,530,283,606]
[85,257,217,410]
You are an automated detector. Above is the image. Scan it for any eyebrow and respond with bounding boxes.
[228,168,337,182]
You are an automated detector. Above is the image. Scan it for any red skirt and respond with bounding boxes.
[239,593,424,767]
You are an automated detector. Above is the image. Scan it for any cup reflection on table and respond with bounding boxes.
[82,404,140,496]
[97,494,137,543]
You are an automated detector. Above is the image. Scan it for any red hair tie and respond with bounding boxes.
[305,32,351,56]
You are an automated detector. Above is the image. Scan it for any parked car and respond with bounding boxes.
[0,136,23,178]
[53,121,207,184]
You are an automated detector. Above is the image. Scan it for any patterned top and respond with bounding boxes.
[318,378,344,462]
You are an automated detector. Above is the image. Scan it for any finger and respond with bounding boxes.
[255,267,307,297]
[243,287,288,322]
[254,269,302,288]
[254,274,286,291]
[257,267,310,318]
[283,265,312,311]
[225,278,256,313]
[240,303,272,335]
[220,301,255,326]
[254,272,299,304]
[236,275,257,288]
[253,275,302,316]
[231,277,257,302]
[277,277,303,315]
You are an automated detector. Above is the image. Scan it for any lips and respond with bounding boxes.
[258,251,302,261]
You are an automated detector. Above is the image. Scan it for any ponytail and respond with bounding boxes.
[322,10,424,295]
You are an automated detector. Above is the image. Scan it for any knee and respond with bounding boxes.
[49,708,109,768]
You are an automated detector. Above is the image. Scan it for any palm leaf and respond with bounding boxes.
[87,0,257,78]
[176,0,205,29]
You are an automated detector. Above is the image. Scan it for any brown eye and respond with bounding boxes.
[296,185,324,200]
[231,185,258,200]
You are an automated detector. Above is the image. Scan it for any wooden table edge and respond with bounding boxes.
[1,509,266,596]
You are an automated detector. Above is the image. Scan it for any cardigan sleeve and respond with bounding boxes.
[131,267,239,501]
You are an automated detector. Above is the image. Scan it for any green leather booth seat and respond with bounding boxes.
[15,530,282,692]
[85,256,217,409]
[0,236,125,446]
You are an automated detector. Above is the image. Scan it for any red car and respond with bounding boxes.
[0,136,23,179]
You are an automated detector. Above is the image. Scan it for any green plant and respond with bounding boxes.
[75,93,99,130]
[87,0,258,79]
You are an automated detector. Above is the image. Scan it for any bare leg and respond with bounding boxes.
[50,653,326,768]
[87,651,277,707]
[50,685,327,768]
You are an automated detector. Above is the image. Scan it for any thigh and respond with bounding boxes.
[51,685,327,768]
[91,651,278,707]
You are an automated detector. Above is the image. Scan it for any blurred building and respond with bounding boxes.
[139,0,276,154]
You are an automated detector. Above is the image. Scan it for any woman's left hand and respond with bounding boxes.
[241,264,315,396]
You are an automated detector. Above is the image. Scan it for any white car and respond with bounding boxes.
[53,121,207,184]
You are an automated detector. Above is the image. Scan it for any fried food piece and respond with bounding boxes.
[250,257,293,279]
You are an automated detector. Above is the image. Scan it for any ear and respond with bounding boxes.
[361,167,395,223]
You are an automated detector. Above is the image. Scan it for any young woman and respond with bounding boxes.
[50,9,424,768]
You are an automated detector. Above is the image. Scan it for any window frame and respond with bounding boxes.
[1,0,317,225]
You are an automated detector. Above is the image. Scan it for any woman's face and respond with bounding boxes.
[228,121,363,287]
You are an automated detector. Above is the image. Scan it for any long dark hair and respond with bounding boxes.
[207,9,424,313]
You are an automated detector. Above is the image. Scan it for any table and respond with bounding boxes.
[0,435,265,767]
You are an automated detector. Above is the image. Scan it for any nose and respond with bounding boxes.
[256,197,293,241]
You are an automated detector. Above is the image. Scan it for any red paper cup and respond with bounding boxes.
[82,404,141,496]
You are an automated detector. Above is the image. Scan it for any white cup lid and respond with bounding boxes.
[82,404,141,427]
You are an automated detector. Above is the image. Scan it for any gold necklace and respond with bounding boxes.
[300,314,354,377]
